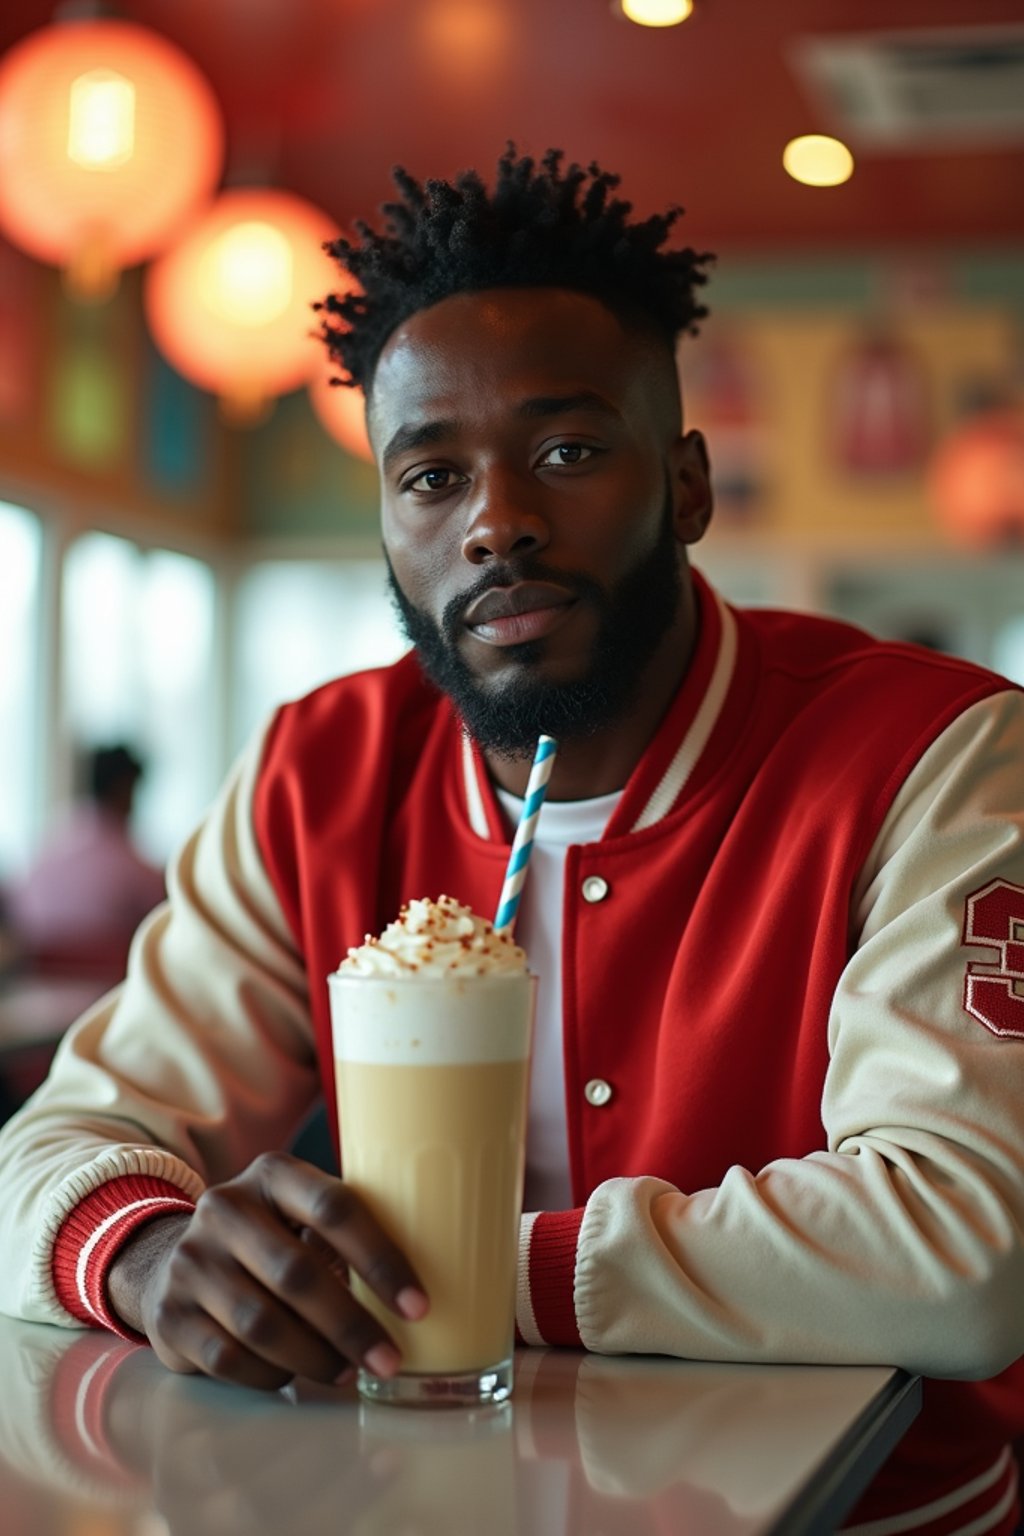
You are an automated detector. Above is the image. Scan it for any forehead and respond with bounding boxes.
[369,287,655,437]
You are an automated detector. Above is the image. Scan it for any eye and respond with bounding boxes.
[404,467,464,494]
[538,442,596,468]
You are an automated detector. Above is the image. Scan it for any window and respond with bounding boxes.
[61,532,219,864]
[232,559,408,753]
[0,502,43,878]
[992,617,1024,686]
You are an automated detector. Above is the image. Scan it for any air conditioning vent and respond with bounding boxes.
[791,28,1024,149]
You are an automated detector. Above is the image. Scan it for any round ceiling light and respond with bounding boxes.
[144,188,340,420]
[782,135,855,188]
[0,19,223,299]
[621,0,693,27]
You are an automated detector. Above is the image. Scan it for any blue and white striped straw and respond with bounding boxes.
[494,734,558,934]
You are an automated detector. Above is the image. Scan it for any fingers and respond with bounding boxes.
[186,1183,402,1379]
[142,1154,428,1392]
[251,1153,429,1320]
[154,1301,294,1393]
[188,1256,349,1384]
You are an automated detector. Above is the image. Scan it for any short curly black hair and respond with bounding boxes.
[315,143,714,394]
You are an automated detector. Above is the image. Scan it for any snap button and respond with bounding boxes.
[582,875,609,904]
[584,1078,613,1108]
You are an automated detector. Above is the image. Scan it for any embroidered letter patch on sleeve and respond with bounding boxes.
[962,879,1024,1039]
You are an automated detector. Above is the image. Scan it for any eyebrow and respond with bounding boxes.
[380,391,621,475]
[381,419,455,475]
[517,391,621,421]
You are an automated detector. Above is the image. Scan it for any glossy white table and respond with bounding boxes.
[0,1317,919,1536]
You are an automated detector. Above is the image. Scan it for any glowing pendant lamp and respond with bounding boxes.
[144,188,341,422]
[0,19,224,300]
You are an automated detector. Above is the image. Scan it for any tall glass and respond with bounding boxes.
[329,971,535,1407]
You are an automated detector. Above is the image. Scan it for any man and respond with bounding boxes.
[1,146,1024,1534]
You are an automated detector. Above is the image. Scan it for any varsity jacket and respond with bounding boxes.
[2,572,1024,1536]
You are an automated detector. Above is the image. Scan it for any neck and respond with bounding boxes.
[485,579,700,801]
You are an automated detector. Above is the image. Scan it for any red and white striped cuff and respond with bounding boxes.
[516,1207,585,1347]
[52,1175,196,1343]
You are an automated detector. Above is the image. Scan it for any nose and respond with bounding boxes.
[461,473,550,566]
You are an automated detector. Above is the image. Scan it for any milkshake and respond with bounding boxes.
[330,895,534,1407]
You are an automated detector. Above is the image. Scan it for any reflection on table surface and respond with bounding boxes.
[0,1316,911,1536]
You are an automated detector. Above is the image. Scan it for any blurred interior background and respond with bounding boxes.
[0,0,1023,1058]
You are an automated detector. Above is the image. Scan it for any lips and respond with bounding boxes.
[464,581,576,626]
[463,581,578,647]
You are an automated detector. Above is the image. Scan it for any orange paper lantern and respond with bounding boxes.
[928,412,1024,549]
[308,363,373,463]
[0,19,224,299]
[144,188,341,419]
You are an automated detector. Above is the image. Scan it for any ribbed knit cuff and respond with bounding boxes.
[516,1207,584,1347]
[52,1175,196,1343]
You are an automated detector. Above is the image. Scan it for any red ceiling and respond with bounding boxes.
[3,0,1024,260]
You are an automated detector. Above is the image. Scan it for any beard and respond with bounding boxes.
[385,488,684,761]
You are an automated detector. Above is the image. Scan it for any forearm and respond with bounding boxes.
[107,1213,193,1336]
[0,1077,205,1329]
[518,1134,1024,1374]
[569,1149,1023,1376]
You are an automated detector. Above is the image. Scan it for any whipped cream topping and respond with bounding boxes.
[338,895,527,978]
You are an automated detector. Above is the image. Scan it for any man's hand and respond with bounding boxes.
[106,1152,428,1392]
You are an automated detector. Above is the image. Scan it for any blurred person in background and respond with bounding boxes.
[6,744,165,982]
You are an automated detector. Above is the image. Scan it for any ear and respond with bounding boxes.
[669,430,714,545]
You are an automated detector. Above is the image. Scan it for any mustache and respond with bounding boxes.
[441,561,605,640]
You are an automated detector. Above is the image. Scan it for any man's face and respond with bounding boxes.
[369,287,710,758]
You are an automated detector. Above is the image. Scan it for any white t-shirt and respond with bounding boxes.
[495,786,622,1212]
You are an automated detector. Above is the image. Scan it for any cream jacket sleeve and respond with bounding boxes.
[523,689,1024,1380]
[0,718,317,1326]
